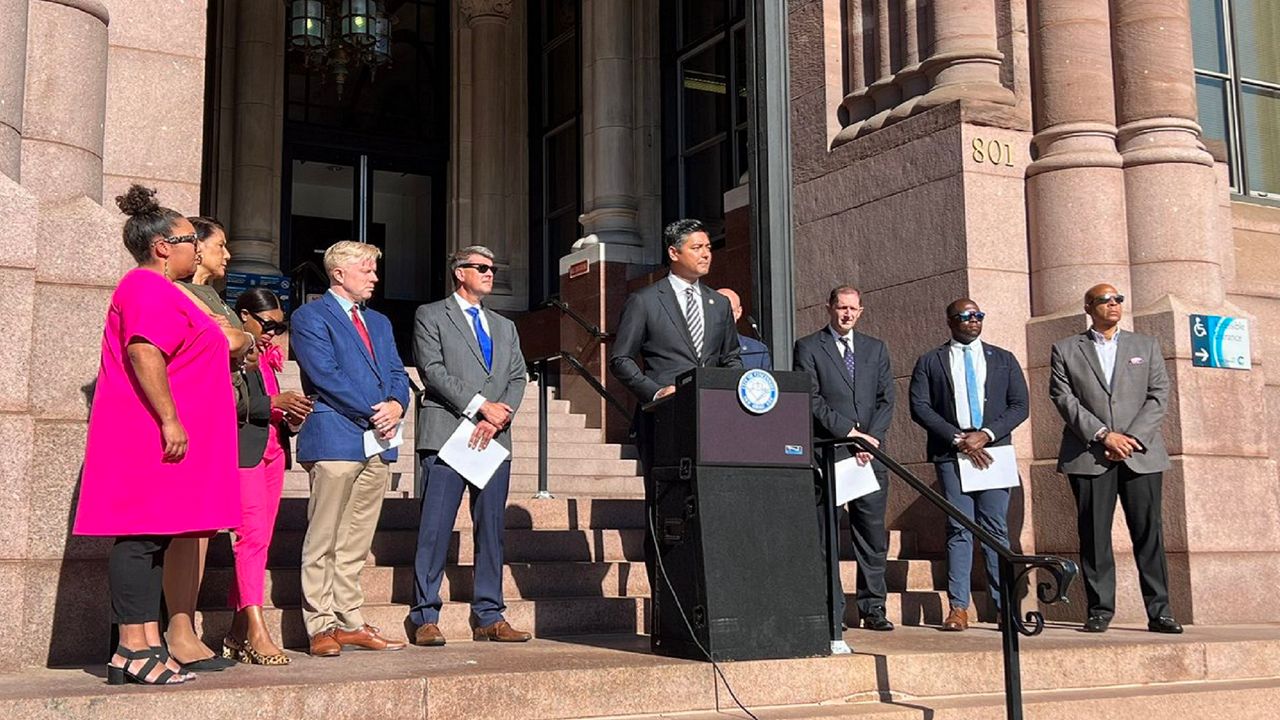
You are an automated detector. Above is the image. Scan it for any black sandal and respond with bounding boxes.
[106,645,184,686]
[150,645,198,680]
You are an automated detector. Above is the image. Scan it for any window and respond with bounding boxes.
[1192,0,1280,198]
[662,0,748,241]
[529,0,582,302]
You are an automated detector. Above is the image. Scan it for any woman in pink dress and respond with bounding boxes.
[222,288,312,665]
[74,185,239,686]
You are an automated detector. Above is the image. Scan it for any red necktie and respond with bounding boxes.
[350,306,375,358]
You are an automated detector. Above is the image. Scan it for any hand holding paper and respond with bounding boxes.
[957,444,1020,492]
[439,419,511,489]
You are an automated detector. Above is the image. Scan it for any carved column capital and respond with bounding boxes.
[460,0,512,26]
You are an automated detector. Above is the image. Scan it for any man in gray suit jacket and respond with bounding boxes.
[408,245,531,646]
[1049,282,1181,634]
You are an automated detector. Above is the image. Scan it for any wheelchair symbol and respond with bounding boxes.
[1193,317,1208,338]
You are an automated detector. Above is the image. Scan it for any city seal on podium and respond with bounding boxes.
[737,368,779,414]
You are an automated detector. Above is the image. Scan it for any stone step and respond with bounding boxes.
[194,598,649,649]
[272,496,648,531]
[508,474,644,496]
[198,558,949,610]
[205,528,918,569]
[510,441,638,460]
[282,467,641,497]
[20,626,1280,720]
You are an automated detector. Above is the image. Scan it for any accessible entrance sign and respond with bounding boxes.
[1189,314,1251,370]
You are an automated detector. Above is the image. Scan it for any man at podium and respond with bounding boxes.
[609,218,743,578]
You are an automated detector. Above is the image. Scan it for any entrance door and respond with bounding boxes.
[284,146,446,352]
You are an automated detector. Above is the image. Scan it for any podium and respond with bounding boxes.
[647,368,830,661]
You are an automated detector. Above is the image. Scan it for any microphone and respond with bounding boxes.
[746,315,763,340]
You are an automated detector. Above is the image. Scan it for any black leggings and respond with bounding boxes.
[108,536,172,624]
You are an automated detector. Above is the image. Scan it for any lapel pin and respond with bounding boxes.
[708,298,714,304]
[1129,357,1144,365]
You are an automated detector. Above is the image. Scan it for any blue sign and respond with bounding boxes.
[1190,314,1251,370]
[225,272,293,313]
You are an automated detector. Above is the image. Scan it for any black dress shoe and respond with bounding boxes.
[1147,616,1184,634]
[1082,615,1111,633]
[862,613,895,631]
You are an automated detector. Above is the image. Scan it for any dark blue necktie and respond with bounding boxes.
[840,337,856,381]
[466,307,493,371]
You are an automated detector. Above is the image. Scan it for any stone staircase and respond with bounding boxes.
[192,362,988,648]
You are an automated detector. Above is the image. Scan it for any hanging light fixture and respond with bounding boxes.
[286,0,392,97]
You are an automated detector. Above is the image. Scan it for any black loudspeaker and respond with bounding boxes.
[650,464,829,661]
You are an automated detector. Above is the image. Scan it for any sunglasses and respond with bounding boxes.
[158,233,198,246]
[248,311,288,335]
[950,310,986,322]
[1089,293,1125,307]
[458,262,496,275]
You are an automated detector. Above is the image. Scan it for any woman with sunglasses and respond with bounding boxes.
[222,288,312,665]
[159,215,253,672]
[73,185,239,685]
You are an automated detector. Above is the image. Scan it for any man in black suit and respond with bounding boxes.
[908,298,1028,631]
[608,218,743,580]
[793,286,896,631]
[609,219,742,406]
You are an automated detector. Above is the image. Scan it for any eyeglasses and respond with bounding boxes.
[249,311,288,335]
[458,262,496,275]
[1089,293,1125,307]
[157,233,198,246]
[950,310,986,322]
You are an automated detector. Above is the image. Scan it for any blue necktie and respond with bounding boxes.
[840,338,856,381]
[964,345,983,429]
[466,307,493,371]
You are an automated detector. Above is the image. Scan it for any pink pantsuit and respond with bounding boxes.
[229,347,288,609]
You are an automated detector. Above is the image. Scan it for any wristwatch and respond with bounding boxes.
[1094,426,1111,443]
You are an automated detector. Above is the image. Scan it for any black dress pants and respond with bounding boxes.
[1069,465,1172,621]
[108,536,172,624]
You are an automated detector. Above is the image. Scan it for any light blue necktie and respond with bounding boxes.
[964,345,983,429]
[466,307,493,371]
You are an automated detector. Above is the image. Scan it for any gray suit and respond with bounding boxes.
[409,296,526,628]
[412,298,527,451]
[1048,329,1172,622]
[1050,330,1170,476]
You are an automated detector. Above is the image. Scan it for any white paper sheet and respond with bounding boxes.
[362,422,404,458]
[437,419,511,489]
[834,455,881,505]
[957,444,1021,492]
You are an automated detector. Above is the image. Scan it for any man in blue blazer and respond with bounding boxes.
[794,286,896,631]
[717,288,772,370]
[291,241,410,657]
[908,298,1028,631]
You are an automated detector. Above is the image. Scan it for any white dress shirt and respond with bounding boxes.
[829,326,855,358]
[1089,327,1120,386]
[454,292,492,418]
[948,338,995,441]
[668,273,704,335]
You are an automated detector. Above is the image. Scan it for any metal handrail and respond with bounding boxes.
[815,436,1077,720]
[526,299,630,499]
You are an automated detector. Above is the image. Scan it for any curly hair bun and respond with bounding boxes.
[115,184,161,217]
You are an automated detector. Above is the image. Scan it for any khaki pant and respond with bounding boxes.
[300,458,389,637]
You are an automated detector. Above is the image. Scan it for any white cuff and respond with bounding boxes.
[464,393,486,419]
[981,428,996,442]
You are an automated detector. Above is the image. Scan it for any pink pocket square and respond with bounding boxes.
[1128,357,1144,365]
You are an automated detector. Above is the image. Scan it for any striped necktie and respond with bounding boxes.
[684,287,703,357]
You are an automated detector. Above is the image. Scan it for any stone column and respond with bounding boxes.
[1108,0,1280,624]
[1023,0,1133,621]
[1025,0,1129,315]
[0,0,28,180]
[916,0,1015,109]
[579,0,640,249]
[228,0,282,274]
[462,0,513,293]
[1111,0,1221,307]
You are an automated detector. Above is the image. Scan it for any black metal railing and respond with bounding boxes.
[525,298,630,499]
[815,436,1077,720]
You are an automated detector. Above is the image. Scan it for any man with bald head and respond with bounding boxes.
[909,298,1028,631]
[716,288,771,370]
[1049,283,1181,634]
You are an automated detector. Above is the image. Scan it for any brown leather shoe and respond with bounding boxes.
[942,607,969,632]
[333,624,406,651]
[473,620,532,643]
[309,629,341,657]
[413,623,446,647]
